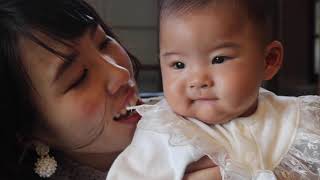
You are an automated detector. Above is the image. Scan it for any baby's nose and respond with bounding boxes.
[188,78,213,90]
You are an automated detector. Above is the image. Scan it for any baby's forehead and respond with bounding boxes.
[161,0,247,17]
[160,0,268,31]
[161,1,268,45]
[162,2,254,34]
[164,1,257,28]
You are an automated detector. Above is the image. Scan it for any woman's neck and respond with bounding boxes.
[66,151,121,171]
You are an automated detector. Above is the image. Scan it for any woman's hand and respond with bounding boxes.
[183,167,221,180]
[183,156,221,180]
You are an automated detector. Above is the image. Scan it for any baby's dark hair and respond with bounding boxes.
[159,0,277,44]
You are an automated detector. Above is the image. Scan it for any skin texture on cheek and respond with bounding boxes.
[162,69,187,113]
[34,90,108,150]
[75,95,107,122]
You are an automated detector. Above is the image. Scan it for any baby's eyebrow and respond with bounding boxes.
[160,51,181,58]
[211,42,241,51]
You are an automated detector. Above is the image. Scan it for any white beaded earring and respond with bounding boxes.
[34,142,57,178]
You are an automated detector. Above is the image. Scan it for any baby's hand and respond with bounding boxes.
[184,156,221,180]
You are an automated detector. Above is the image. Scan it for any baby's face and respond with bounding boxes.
[160,4,268,124]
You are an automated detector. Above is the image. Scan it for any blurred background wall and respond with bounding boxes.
[87,0,320,96]
[87,0,161,94]
[266,0,319,96]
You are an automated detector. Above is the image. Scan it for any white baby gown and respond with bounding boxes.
[107,89,320,180]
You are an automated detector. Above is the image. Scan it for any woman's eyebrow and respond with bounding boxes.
[52,51,79,83]
[89,25,98,40]
[52,26,98,84]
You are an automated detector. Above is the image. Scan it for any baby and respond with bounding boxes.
[107,0,320,179]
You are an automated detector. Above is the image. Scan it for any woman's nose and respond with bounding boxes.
[103,58,131,95]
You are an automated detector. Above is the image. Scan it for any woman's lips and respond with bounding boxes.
[121,88,135,108]
[113,97,144,123]
[113,87,137,119]
[116,111,141,124]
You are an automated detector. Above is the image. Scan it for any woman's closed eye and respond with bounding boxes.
[211,56,232,64]
[66,68,88,92]
[99,36,112,51]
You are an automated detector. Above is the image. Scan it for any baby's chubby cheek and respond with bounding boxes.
[166,96,191,117]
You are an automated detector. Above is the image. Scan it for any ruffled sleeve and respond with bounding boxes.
[107,99,210,180]
[274,95,320,179]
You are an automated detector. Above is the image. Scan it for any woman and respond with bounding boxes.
[0,0,219,179]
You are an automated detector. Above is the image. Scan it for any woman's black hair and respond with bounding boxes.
[0,0,140,179]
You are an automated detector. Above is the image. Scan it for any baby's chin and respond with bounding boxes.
[191,113,234,125]
[172,105,234,125]
[198,117,230,125]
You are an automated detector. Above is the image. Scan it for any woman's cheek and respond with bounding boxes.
[63,96,107,126]
[78,99,106,123]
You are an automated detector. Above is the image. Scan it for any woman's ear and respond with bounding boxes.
[263,41,284,80]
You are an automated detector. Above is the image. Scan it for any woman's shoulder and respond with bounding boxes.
[49,154,106,180]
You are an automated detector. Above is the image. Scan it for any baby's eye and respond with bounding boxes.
[172,62,185,69]
[212,56,229,64]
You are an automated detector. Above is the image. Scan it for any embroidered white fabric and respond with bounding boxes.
[273,96,320,180]
[129,91,320,180]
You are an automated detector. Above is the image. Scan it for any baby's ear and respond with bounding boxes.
[263,41,284,80]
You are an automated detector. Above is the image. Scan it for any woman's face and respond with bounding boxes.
[19,25,141,154]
